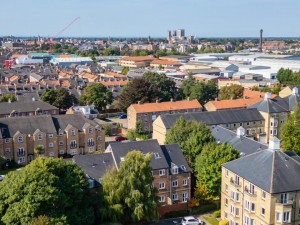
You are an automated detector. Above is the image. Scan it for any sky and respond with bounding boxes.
[1,0,299,38]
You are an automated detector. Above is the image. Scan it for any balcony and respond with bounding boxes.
[230,178,241,187]
[244,187,257,197]
[70,144,77,149]
[276,199,294,206]
[87,142,94,147]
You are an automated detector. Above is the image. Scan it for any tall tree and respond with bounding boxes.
[0,94,17,102]
[101,151,158,223]
[0,157,96,225]
[165,117,214,170]
[195,142,239,198]
[79,83,113,110]
[218,84,244,100]
[41,88,77,110]
[281,103,300,155]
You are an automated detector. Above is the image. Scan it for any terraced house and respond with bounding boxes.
[221,138,300,225]
[0,114,105,165]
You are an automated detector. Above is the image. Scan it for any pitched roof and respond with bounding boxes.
[158,108,264,129]
[244,89,277,99]
[121,56,154,62]
[248,96,289,113]
[151,60,182,66]
[283,93,300,111]
[205,98,261,110]
[107,139,169,170]
[0,101,58,115]
[130,99,202,113]
[212,126,268,156]
[223,149,300,193]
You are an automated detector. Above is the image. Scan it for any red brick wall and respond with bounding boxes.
[158,203,188,217]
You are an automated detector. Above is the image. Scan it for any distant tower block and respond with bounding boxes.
[260,29,263,52]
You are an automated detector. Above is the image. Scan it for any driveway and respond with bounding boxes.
[109,117,128,129]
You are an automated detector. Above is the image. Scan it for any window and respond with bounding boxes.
[270,122,273,126]
[88,147,94,153]
[226,123,230,128]
[230,205,235,215]
[280,193,289,204]
[244,199,250,211]
[274,129,277,135]
[37,134,43,141]
[270,130,273,135]
[70,140,77,148]
[246,122,250,126]
[172,193,178,200]
[224,212,228,219]
[182,192,188,202]
[249,183,255,195]
[283,211,291,223]
[88,128,93,134]
[18,148,25,156]
[225,198,228,206]
[5,148,10,153]
[49,143,54,148]
[59,150,65,155]
[276,212,281,222]
[120,157,125,162]
[18,136,23,143]
[183,179,188,186]
[144,113,148,116]
[172,180,178,187]
[48,134,53,138]
[236,192,240,202]
[18,157,25,164]
[49,152,54,157]
[181,165,186,171]
[88,138,94,146]
[233,123,236,128]
[97,136,102,141]
[230,190,235,200]
[259,128,263,134]
[154,152,160,158]
[5,139,10,143]
[235,175,240,185]
[251,203,255,212]
[144,120,148,123]
[159,169,165,176]
[159,195,165,202]
[240,122,243,126]
[159,182,165,189]
[262,191,266,200]
[172,166,178,174]
[225,169,229,177]
[71,149,77,155]
[225,183,228,192]
[253,121,256,125]
[261,207,265,216]
[59,141,64,146]
[71,130,76,136]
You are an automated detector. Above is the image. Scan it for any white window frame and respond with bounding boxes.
[88,147,94,153]
[5,148,10,153]
[276,211,281,222]
[18,136,23,143]
[59,150,65,155]
[49,152,54,157]
[182,192,188,202]
[37,134,43,141]
[172,193,178,200]
[49,143,54,148]
[159,169,165,176]
[88,128,93,134]
[182,179,188,186]
[262,191,266,200]
[59,141,64,146]
[283,211,291,223]
[172,180,178,187]
[261,207,265,216]
[71,130,76,136]
[48,134,53,138]
[225,169,229,177]
[5,139,10,143]
[159,195,165,203]
[159,182,165,189]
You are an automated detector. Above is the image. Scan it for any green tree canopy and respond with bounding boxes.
[79,83,113,110]
[118,72,181,112]
[40,88,77,110]
[281,103,300,154]
[0,94,17,102]
[121,67,129,75]
[165,117,214,170]
[101,151,158,223]
[0,157,95,225]
[195,142,239,198]
[276,68,300,85]
[218,84,244,100]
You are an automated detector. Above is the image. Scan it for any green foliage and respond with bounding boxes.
[181,75,218,105]
[101,151,158,222]
[0,157,95,225]
[80,83,113,110]
[34,145,44,157]
[40,88,77,110]
[166,118,214,170]
[195,143,239,198]
[0,94,16,102]
[213,210,221,218]
[118,72,181,112]
[0,156,6,169]
[135,120,143,134]
[281,103,300,154]
[203,216,219,225]
[121,67,129,75]
[277,68,300,85]
[219,84,244,100]
[103,124,111,136]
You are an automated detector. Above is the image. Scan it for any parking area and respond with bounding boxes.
[109,117,128,129]
[149,217,183,225]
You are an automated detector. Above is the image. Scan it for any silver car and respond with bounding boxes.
[182,216,203,225]
[0,175,5,181]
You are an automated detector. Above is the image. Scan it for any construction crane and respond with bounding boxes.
[49,16,80,54]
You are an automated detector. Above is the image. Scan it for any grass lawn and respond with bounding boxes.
[204,216,219,225]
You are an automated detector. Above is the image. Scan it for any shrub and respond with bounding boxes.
[213,210,221,218]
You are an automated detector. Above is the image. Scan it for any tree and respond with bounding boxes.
[41,88,77,110]
[0,156,6,169]
[79,83,113,110]
[34,145,44,157]
[195,142,239,198]
[0,157,96,225]
[101,151,158,222]
[281,103,300,154]
[219,84,244,100]
[122,67,129,75]
[165,117,214,170]
[277,68,293,84]
[0,94,16,102]
[118,72,181,112]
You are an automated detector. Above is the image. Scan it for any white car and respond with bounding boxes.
[182,216,203,225]
[0,175,5,181]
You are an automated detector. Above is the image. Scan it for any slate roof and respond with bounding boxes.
[223,149,300,193]
[0,100,58,115]
[283,94,300,111]
[73,152,114,183]
[158,108,264,129]
[161,144,191,173]
[107,139,170,170]
[212,126,268,156]
[248,96,289,113]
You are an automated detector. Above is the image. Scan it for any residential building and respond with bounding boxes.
[127,99,203,132]
[0,114,105,165]
[153,108,265,144]
[0,99,59,118]
[66,105,99,119]
[118,56,155,68]
[221,138,300,225]
[279,86,300,98]
[150,60,182,69]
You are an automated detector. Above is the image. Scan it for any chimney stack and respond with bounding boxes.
[269,137,280,150]
[156,100,159,104]
[264,92,271,100]
[170,98,174,102]
[292,87,299,95]
[259,29,263,52]
[236,126,245,137]
[138,101,141,105]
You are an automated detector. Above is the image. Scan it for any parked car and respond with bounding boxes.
[115,136,128,142]
[0,175,5,181]
[119,114,127,119]
[182,216,203,225]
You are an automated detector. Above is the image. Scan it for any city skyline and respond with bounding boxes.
[1,0,300,38]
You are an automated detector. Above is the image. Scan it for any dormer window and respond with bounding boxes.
[71,130,76,136]
[18,136,23,143]
[154,152,160,159]
[172,166,178,174]
[120,157,125,162]
[180,165,186,171]
[5,139,10,143]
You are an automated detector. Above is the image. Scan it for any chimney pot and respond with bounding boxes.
[264,92,271,100]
